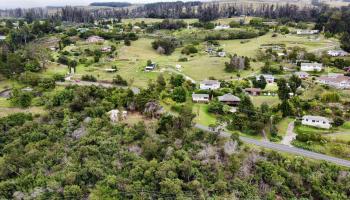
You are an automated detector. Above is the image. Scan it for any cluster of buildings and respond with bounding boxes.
[318,74,350,89]
[193,80,241,107]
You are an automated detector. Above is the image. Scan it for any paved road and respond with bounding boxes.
[195,124,350,168]
[281,121,296,146]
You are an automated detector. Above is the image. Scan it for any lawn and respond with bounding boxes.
[251,96,280,107]
[193,103,216,126]
[221,32,336,58]
[325,133,350,142]
[294,125,331,135]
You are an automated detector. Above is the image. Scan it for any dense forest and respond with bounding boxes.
[1,84,350,199]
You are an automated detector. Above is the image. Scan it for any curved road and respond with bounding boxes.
[195,124,350,168]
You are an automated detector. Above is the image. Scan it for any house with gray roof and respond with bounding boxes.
[218,93,241,106]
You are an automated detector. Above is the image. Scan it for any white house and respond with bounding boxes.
[200,80,220,90]
[296,29,319,35]
[327,50,349,57]
[294,71,309,79]
[301,62,323,72]
[317,74,350,89]
[256,74,275,83]
[214,25,230,30]
[302,115,331,129]
[217,51,226,57]
[192,94,210,103]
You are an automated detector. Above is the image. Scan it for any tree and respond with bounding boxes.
[68,60,78,74]
[253,75,267,89]
[157,74,166,91]
[64,185,83,200]
[151,38,177,55]
[341,32,350,52]
[288,75,301,96]
[172,87,187,103]
[277,78,290,101]
[208,100,224,114]
[238,95,255,115]
[170,75,185,87]
[10,89,32,108]
[279,100,294,117]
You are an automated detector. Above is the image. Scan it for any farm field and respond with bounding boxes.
[58,30,338,87]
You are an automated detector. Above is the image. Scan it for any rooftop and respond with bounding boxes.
[192,94,209,98]
[218,94,241,102]
[303,115,331,122]
[201,80,220,85]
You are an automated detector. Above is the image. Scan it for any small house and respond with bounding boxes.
[302,115,331,129]
[277,52,286,57]
[104,68,117,73]
[294,71,309,79]
[214,25,230,30]
[217,51,226,57]
[145,63,157,72]
[218,93,241,106]
[327,50,348,57]
[132,26,142,32]
[296,29,319,35]
[192,94,210,103]
[244,88,262,96]
[256,74,275,83]
[101,46,111,53]
[301,62,323,72]
[86,36,105,43]
[200,80,221,90]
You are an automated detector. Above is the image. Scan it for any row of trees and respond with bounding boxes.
[0,2,330,23]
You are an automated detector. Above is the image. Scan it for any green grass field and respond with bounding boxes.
[193,103,216,126]
[42,27,338,88]
[251,95,280,107]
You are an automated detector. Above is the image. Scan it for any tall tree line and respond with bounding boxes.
[0,2,329,23]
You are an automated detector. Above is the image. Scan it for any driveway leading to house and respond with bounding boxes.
[195,124,350,168]
[281,121,296,146]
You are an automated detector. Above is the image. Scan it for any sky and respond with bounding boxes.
[0,0,199,9]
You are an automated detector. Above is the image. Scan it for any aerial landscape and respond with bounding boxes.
[1,0,350,199]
